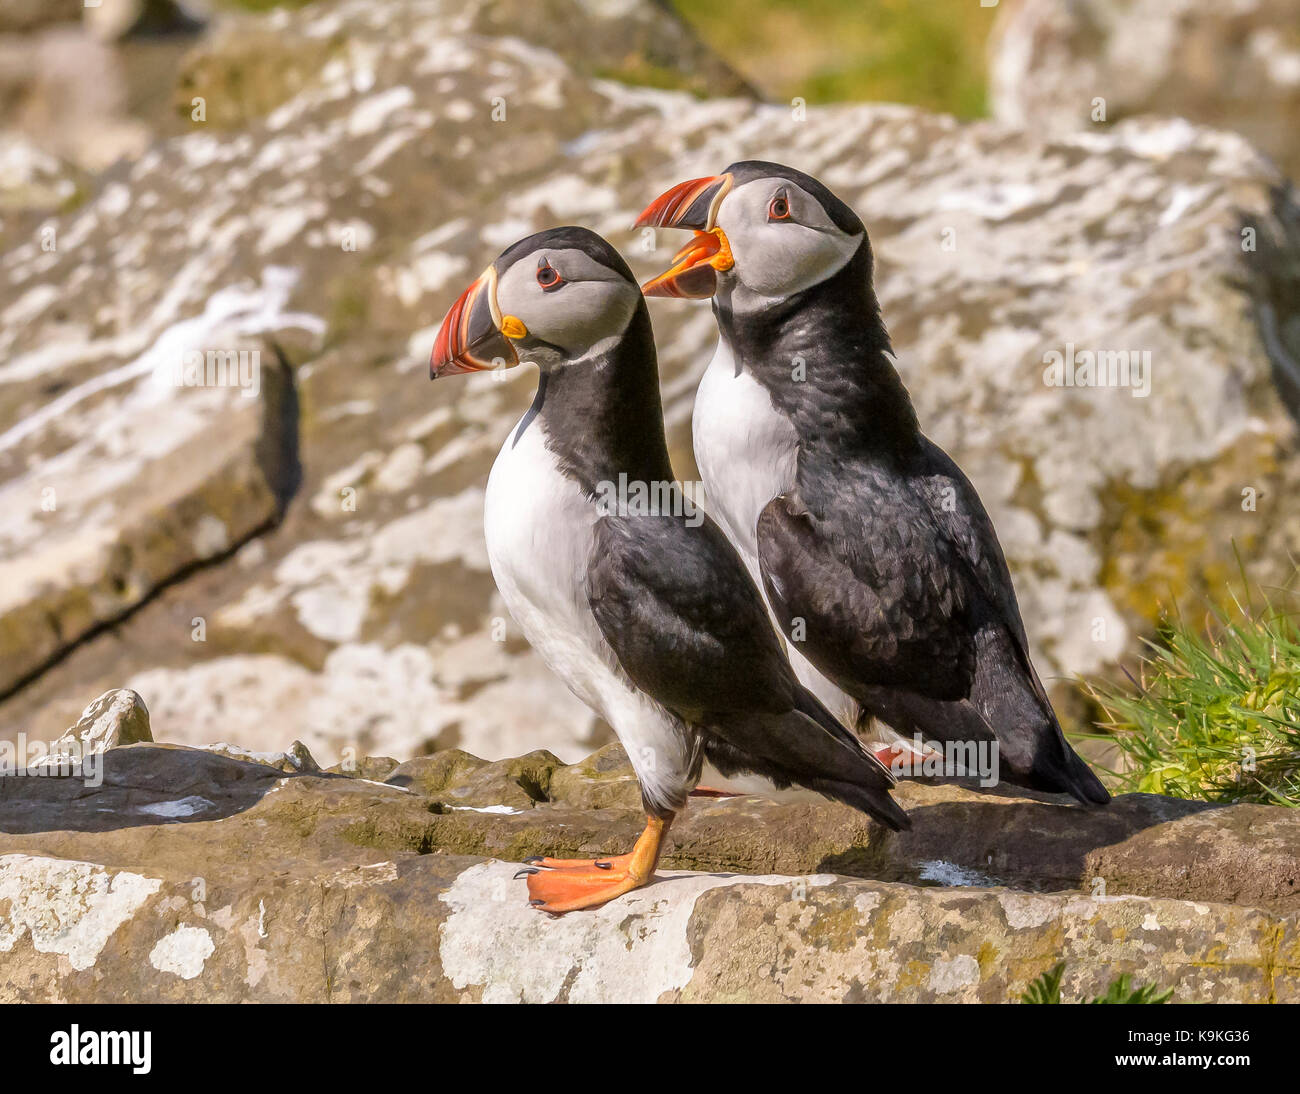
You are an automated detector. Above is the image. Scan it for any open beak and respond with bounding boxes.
[430,267,520,379]
[634,174,733,299]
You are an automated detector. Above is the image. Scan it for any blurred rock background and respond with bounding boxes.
[0,0,1297,767]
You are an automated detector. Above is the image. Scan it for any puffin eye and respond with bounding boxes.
[536,261,564,291]
[768,194,791,221]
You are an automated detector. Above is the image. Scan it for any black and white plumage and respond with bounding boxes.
[637,162,1109,805]
[430,226,906,911]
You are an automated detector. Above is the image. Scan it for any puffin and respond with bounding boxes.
[429,226,908,913]
[634,163,1110,805]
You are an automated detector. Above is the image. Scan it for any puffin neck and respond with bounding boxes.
[531,302,675,496]
[714,243,919,456]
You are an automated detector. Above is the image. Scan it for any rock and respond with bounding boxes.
[0,0,85,34]
[58,687,152,750]
[1,742,1297,1002]
[174,0,750,131]
[0,344,303,699]
[546,741,643,811]
[424,747,1300,915]
[0,0,195,39]
[386,748,561,812]
[85,0,203,43]
[990,0,1300,180]
[0,134,82,250]
[458,0,753,97]
[0,26,150,171]
[15,687,150,774]
[1,0,1298,769]
[200,738,321,775]
[327,753,399,781]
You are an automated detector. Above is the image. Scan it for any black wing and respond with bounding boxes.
[757,452,1107,805]
[911,440,1109,802]
[756,469,978,702]
[585,509,907,828]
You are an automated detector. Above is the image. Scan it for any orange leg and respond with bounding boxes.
[873,744,906,769]
[689,784,740,798]
[874,742,933,774]
[516,814,672,914]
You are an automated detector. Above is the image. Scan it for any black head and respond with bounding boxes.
[635,160,866,300]
[430,226,643,377]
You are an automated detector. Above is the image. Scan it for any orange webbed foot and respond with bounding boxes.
[515,814,672,914]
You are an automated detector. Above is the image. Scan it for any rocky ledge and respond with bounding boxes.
[1,691,1296,1003]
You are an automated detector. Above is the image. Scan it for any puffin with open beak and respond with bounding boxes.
[636,162,1110,805]
[429,226,908,913]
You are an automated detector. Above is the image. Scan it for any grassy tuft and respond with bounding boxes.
[1022,963,1174,1005]
[1082,568,1300,808]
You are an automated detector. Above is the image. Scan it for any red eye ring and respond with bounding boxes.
[768,194,791,221]
[537,261,563,290]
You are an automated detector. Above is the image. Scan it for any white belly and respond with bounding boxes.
[483,410,696,812]
[692,338,870,730]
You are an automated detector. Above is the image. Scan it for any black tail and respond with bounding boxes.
[971,627,1111,805]
[1031,729,1111,805]
[703,688,910,831]
[856,678,1110,806]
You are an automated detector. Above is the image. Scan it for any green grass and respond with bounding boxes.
[1082,569,1300,808]
[1022,963,1174,1004]
[671,0,995,116]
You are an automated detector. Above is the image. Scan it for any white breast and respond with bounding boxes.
[691,337,865,728]
[692,338,799,587]
[483,410,696,812]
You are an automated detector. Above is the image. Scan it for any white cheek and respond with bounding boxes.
[731,225,860,298]
[518,282,635,356]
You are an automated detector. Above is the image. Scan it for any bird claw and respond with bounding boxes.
[513,867,539,879]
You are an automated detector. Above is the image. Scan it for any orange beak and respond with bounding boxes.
[430,268,518,379]
[635,174,734,299]
[639,229,733,299]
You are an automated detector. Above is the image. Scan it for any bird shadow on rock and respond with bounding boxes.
[817,775,1229,896]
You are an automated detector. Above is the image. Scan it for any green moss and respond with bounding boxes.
[671,0,993,115]
[590,61,709,96]
[803,904,862,952]
[174,29,345,130]
[1096,434,1279,624]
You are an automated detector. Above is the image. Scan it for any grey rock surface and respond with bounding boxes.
[0,0,1296,775]
[1,738,1296,1002]
[990,0,1300,180]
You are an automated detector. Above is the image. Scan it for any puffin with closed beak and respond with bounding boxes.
[429,226,908,913]
[635,163,1109,805]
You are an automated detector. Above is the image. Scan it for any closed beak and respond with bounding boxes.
[430,268,519,378]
